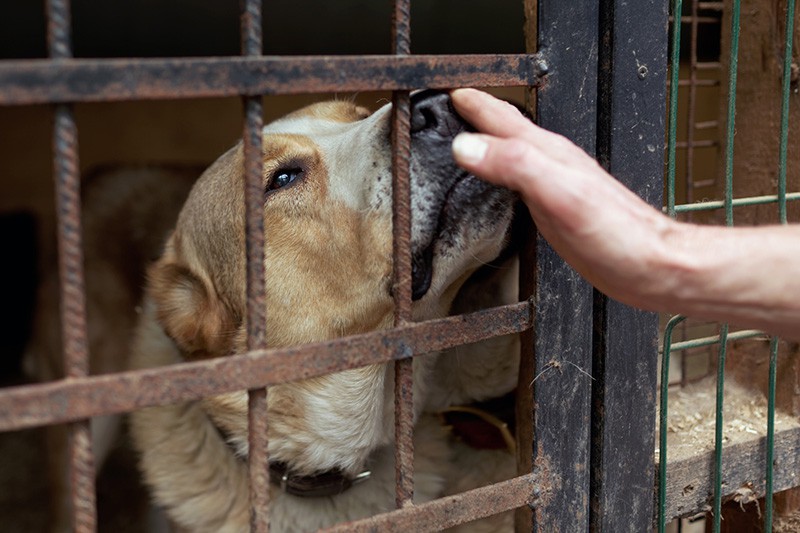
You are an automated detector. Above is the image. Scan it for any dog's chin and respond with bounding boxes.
[412,175,515,303]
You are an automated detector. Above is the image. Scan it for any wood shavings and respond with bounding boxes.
[656,377,800,463]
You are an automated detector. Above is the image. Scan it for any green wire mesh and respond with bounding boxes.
[660,0,795,531]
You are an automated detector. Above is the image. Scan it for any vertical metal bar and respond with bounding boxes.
[667,0,688,401]
[46,0,97,531]
[678,3,698,391]
[723,0,741,228]
[667,0,684,218]
[531,1,598,531]
[778,0,796,225]
[766,4,794,528]
[685,0,700,206]
[591,0,667,529]
[240,0,269,530]
[711,324,729,533]
[765,337,779,532]
[712,3,739,529]
[659,315,687,533]
[391,0,414,509]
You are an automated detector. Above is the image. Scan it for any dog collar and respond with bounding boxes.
[268,461,371,498]
[165,333,373,498]
[439,391,516,453]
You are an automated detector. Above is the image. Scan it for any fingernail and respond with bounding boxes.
[452,133,488,165]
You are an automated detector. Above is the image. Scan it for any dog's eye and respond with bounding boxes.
[268,167,303,193]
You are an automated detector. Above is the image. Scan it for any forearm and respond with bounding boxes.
[646,223,800,340]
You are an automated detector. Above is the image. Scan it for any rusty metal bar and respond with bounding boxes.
[239,0,269,530]
[0,301,533,432]
[675,78,718,86]
[0,54,547,105]
[392,0,411,57]
[323,473,541,532]
[46,0,96,530]
[677,15,719,23]
[675,139,717,148]
[390,0,414,509]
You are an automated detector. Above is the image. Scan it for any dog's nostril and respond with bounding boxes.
[410,90,461,135]
[421,108,438,131]
[411,104,439,134]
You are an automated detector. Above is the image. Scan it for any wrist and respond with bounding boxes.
[614,217,696,313]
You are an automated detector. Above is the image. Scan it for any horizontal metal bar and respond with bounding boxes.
[666,79,720,88]
[676,79,719,87]
[675,139,717,148]
[662,329,765,353]
[692,178,716,188]
[694,120,719,129]
[664,192,800,213]
[696,61,722,70]
[324,473,540,532]
[0,301,533,432]
[697,1,725,11]
[0,54,547,105]
[678,15,720,24]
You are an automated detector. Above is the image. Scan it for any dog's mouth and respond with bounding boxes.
[411,246,434,301]
[405,90,515,302]
[411,171,476,300]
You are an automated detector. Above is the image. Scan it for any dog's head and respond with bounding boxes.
[146,91,515,476]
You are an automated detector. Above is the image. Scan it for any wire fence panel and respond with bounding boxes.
[661,0,799,530]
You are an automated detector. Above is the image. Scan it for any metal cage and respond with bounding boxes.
[8,0,771,531]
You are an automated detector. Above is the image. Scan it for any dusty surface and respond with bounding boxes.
[774,512,800,532]
[657,377,800,464]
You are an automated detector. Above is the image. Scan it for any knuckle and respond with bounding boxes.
[502,138,532,167]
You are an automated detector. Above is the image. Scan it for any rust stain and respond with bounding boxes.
[0,54,547,106]
[0,301,534,431]
[323,473,542,532]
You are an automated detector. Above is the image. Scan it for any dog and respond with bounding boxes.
[29,90,522,531]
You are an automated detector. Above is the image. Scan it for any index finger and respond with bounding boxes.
[451,88,601,171]
[450,88,542,142]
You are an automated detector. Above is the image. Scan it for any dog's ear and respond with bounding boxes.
[148,257,237,357]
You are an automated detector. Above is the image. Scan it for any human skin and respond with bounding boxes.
[450,88,800,341]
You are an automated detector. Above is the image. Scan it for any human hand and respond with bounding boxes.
[450,89,800,339]
[450,88,677,309]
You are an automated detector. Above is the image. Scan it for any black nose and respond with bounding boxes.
[410,90,466,137]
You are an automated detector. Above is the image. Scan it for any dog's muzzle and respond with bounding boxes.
[408,90,473,301]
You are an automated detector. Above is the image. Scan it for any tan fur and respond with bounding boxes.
[31,99,519,531]
[126,99,519,531]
